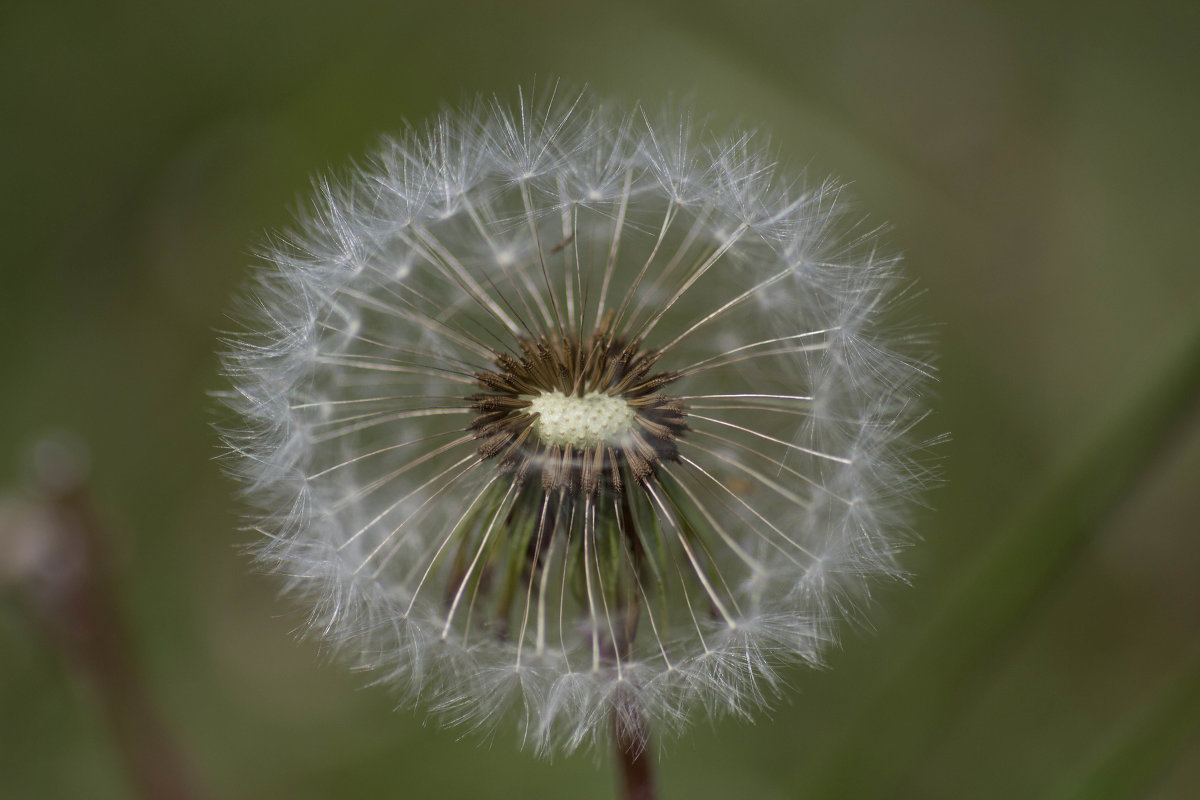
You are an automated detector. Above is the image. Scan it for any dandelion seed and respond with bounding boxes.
[219,87,932,758]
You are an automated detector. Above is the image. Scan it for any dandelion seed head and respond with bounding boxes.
[527,392,637,450]
[219,86,933,755]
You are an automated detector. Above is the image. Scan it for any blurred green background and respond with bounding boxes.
[3,1,1199,798]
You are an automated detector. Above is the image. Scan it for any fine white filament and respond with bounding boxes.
[219,88,931,755]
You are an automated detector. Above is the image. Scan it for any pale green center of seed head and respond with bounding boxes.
[527,390,637,449]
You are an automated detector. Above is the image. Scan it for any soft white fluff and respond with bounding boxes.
[218,87,933,755]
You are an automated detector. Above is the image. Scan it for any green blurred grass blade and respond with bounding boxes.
[1052,648,1200,800]
[797,324,1200,798]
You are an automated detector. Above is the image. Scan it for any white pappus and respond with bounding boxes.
[218,87,933,756]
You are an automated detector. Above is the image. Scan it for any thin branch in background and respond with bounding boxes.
[0,433,210,800]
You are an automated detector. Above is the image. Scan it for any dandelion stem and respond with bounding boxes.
[613,704,656,800]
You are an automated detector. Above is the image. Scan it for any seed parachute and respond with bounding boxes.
[219,88,932,755]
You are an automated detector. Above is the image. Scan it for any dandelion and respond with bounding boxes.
[219,88,930,777]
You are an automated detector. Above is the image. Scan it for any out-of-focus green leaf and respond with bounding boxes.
[797,325,1200,797]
